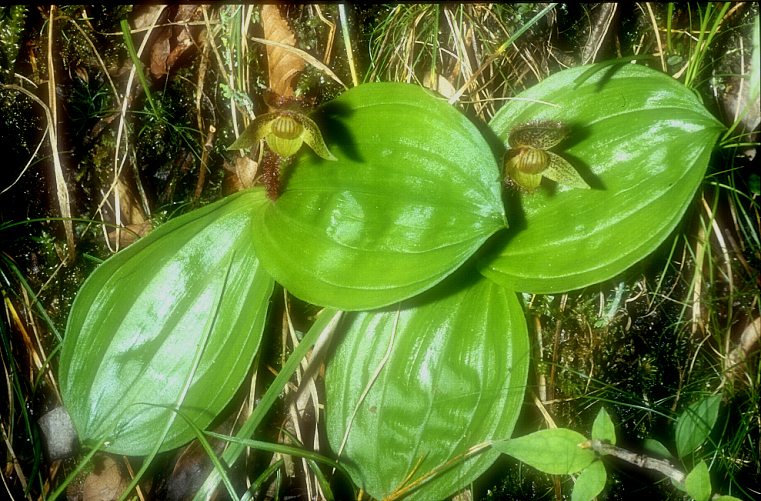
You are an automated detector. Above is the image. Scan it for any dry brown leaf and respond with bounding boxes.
[149,5,201,78]
[115,176,146,225]
[222,156,259,194]
[133,5,167,31]
[150,31,171,77]
[261,4,305,98]
[166,6,201,70]
[107,222,153,248]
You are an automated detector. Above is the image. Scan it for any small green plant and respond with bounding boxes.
[495,402,743,501]
[68,77,112,137]
[57,60,726,500]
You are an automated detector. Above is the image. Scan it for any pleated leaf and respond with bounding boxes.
[59,188,274,455]
[252,83,506,310]
[325,273,529,500]
[480,63,724,293]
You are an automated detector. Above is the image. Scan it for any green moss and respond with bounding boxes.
[0,5,28,78]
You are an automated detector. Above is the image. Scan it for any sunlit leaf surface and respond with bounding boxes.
[325,273,529,500]
[59,189,274,455]
[252,83,506,310]
[481,63,724,293]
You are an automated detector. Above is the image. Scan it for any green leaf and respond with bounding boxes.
[685,460,712,501]
[493,428,596,475]
[193,309,345,501]
[643,438,674,459]
[592,407,616,445]
[572,460,607,501]
[59,189,274,455]
[325,273,529,500]
[252,82,507,310]
[675,394,722,458]
[715,496,744,501]
[480,63,724,293]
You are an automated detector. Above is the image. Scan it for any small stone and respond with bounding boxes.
[38,406,79,461]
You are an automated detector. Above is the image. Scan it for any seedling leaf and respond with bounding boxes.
[685,461,712,501]
[592,407,616,446]
[675,394,722,458]
[572,460,607,501]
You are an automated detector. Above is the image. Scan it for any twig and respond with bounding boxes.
[584,439,686,485]
[194,31,213,200]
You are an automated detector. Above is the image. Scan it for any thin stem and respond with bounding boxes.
[585,439,686,485]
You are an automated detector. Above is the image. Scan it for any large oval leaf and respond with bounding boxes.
[325,272,529,500]
[479,63,724,293]
[252,83,506,310]
[59,188,274,455]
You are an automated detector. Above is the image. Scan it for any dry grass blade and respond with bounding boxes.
[107,6,164,252]
[381,441,493,501]
[251,37,348,91]
[63,15,121,106]
[338,4,358,87]
[314,5,336,65]
[46,7,75,261]
[645,3,667,71]
[448,3,557,105]
[261,5,305,98]
[1,109,48,195]
[1,422,28,492]
[4,293,60,399]
[1,84,73,261]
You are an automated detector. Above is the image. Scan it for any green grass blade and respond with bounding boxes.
[120,19,157,117]
[192,309,344,501]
